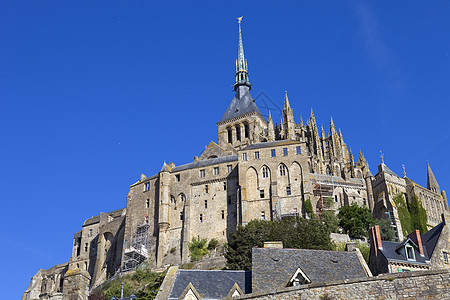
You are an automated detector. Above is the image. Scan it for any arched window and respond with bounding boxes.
[235,124,241,141]
[262,166,269,178]
[227,127,232,144]
[244,122,250,139]
[279,164,287,176]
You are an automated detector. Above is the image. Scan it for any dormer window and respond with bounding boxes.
[405,244,415,261]
[287,267,311,287]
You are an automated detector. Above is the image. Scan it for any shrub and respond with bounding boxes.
[207,238,219,250]
[189,237,208,261]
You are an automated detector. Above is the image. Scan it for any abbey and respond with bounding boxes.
[23,19,449,299]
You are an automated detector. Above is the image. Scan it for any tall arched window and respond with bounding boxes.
[262,166,269,178]
[235,124,241,141]
[279,164,287,176]
[244,122,250,139]
[227,127,232,144]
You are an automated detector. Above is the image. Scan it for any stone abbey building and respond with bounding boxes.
[23,19,449,299]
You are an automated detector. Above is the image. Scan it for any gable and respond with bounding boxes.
[199,141,229,160]
[287,267,311,287]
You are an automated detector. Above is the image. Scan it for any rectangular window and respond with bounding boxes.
[260,189,265,199]
[228,196,232,204]
[271,149,276,157]
[242,153,247,161]
[199,214,203,223]
[221,210,225,219]
[227,165,233,173]
[214,167,219,175]
[180,212,184,221]
[261,211,265,220]
[286,186,291,196]
[84,243,88,252]
[144,182,150,191]
[444,252,449,263]
[296,146,301,154]
[200,169,205,178]
[146,199,150,208]
[283,148,288,156]
[205,185,209,194]
[204,200,208,209]
[223,182,227,191]
[175,174,180,182]
[255,151,260,159]
[406,245,415,260]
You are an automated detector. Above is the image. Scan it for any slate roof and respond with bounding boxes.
[171,155,238,173]
[243,140,300,150]
[219,88,263,123]
[168,269,252,300]
[252,248,368,293]
[421,222,444,256]
[82,208,125,227]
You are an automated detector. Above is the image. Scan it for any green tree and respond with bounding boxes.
[188,237,209,261]
[337,204,374,238]
[374,217,396,241]
[409,195,428,234]
[304,199,313,217]
[320,210,340,234]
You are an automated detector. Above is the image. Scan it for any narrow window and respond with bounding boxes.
[235,124,241,141]
[89,229,93,237]
[444,251,448,263]
[84,262,88,271]
[144,182,150,191]
[205,200,208,209]
[242,153,247,161]
[334,195,338,203]
[255,151,260,159]
[227,165,233,173]
[221,210,225,219]
[227,127,232,144]
[244,122,249,138]
[296,146,301,154]
[214,167,219,175]
[146,199,150,208]
[271,149,276,157]
[286,186,291,196]
[262,166,269,178]
[228,196,232,204]
[200,169,205,178]
[283,148,288,156]
[205,185,209,194]
[260,189,265,198]
[180,212,184,221]
[200,214,203,223]
[261,211,265,220]
[223,182,227,191]
[175,174,180,182]
[84,243,88,252]
[406,245,415,260]
[279,165,286,176]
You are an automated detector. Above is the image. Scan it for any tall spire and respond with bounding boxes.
[284,91,291,109]
[427,161,440,194]
[234,16,251,91]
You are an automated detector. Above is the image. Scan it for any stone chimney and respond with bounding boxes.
[407,230,424,256]
[264,241,283,248]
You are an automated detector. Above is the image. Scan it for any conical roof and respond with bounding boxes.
[427,161,440,194]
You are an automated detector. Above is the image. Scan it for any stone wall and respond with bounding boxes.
[239,269,450,300]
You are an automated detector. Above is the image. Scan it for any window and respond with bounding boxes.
[88,229,93,237]
[200,169,205,178]
[227,165,233,173]
[283,148,288,156]
[405,245,415,260]
[199,214,203,223]
[242,153,247,161]
[205,200,208,209]
[205,185,209,194]
[227,127,232,143]
[180,212,184,221]
[255,151,260,159]
[296,146,301,154]
[146,199,150,208]
[244,122,249,139]
[260,189,265,198]
[84,243,88,252]
[444,251,449,263]
[223,182,227,190]
[271,149,276,157]
[280,164,286,176]
[261,211,265,220]
[335,195,338,203]
[214,167,219,175]
[286,186,291,196]
[235,124,241,141]
[175,174,180,182]
[228,196,232,204]
[221,210,225,219]
[144,182,150,191]
[262,166,269,178]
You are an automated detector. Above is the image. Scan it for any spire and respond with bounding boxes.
[267,110,275,141]
[300,115,303,126]
[234,16,251,91]
[330,116,335,131]
[427,161,440,194]
[284,91,291,110]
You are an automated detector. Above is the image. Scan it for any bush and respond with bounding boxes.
[304,199,313,217]
[207,238,219,250]
[189,237,208,261]
[338,203,374,238]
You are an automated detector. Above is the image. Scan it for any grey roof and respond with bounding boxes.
[252,248,368,293]
[243,140,300,151]
[219,87,263,123]
[82,208,125,227]
[379,241,429,265]
[419,222,444,257]
[377,163,399,178]
[171,155,238,173]
[168,269,251,299]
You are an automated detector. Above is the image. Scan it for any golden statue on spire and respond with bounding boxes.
[237,16,243,24]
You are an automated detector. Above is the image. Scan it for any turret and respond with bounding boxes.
[157,162,171,266]
[282,91,296,140]
[267,110,275,141]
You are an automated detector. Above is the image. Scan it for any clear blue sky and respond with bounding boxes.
[1,1,449,298]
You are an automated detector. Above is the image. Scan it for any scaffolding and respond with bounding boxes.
[122,224,150,272]
[314,183,334,213]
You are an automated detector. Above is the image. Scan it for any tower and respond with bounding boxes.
[217,17,267,150]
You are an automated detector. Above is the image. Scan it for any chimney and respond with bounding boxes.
[264,241,283,248]
[407,230,424,256]
[374,225,382,250]
[369,226,383,256]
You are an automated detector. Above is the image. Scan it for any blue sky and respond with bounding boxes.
[1,1,449,298]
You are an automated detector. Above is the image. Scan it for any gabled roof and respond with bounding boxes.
[421,222,444,257]
[168,269,251,299]
[252,248,368,293]
[219,89,263,123]
[378,241,429,265]
[171,155,238,173]
[243,140,300,151]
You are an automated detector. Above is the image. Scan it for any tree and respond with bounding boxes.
[409,195,428,234]
[188,237,209,261]
[320,210,339,234]
[304,199,313,217]
[337,203,374,238]
[374,217,396,241]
